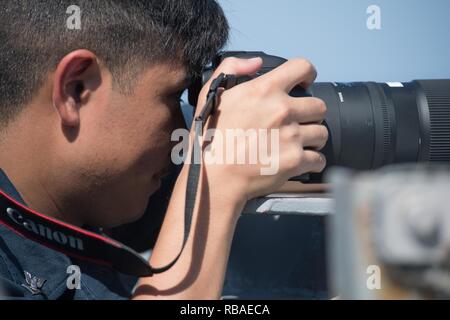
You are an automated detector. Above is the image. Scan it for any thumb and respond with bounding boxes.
[213,56,263,78]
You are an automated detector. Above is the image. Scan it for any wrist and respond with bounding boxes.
[179,163,247,222]
[203,165,248,219]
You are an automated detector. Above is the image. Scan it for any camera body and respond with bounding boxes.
[188,51,310,107]
[189,52,320,182]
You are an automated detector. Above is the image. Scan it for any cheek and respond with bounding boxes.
[77,95,178,174]
[134,102,175,147]
[109,102,175,166]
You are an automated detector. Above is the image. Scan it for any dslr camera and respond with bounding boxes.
[188,51,450,181]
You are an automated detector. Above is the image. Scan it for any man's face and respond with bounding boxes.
[56,62,188,227]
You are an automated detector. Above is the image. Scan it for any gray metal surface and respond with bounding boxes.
[243,194,334,216]
[223,193,333,299]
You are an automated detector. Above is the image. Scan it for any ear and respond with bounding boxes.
[52,50,100,127]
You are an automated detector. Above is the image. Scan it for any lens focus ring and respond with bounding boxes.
[417,80,450,162]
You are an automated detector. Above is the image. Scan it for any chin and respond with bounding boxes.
[120,193,152,225]
[101,202,147,228]
[99,192,151,228]
[122,210,146,226]
[94,174,162,228]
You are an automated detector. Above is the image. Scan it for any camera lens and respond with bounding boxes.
[309,80,450,175]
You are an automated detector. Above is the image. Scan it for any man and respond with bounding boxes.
[0,0,328,299]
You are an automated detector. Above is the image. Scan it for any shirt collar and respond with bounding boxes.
[0,169,27,206]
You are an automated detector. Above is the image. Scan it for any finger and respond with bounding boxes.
[196,57,263,112]
[206,57,263,89]
[261,58,317,93]
[299,150,326,175]
[287,97,327,124]
[299,124,329,150]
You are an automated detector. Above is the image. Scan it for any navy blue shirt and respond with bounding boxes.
[0,170,138,300]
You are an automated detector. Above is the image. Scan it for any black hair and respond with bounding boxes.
[0,0,229,124]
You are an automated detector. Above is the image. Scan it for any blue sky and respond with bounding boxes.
[218,0,450,82]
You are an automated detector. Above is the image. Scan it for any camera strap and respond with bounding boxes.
[0,73,236,277]
[148,73,236,274]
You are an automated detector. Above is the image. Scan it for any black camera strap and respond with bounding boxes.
[152,73,237,273]
[0,73,236,277]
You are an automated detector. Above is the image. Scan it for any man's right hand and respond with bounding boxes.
[195,57,328,205]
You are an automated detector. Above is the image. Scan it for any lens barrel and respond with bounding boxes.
[309,80,450,172]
